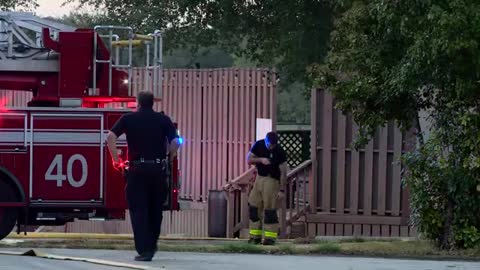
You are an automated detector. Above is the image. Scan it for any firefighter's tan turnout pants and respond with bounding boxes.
[248,175,280,241]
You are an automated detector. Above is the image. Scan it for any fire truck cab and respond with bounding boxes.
[0,12,180,240]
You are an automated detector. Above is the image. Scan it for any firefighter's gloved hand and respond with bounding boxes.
[223,182,240,192]
[260,158,271,165]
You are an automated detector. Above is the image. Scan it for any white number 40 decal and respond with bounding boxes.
[45,154,88,188]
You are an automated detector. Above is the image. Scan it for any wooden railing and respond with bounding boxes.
[223,167,256,238]
[280,160,312,238]
[223,160,313,239]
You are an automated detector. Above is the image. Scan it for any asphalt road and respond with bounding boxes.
[0,254,121,270]
[0,248,479,270]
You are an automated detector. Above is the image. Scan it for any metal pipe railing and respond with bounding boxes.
[91,25,163,99]
[92,25,133,97]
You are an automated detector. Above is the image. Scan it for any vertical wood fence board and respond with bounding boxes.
[364,141,374,216]
[310,88,319,214]
[391,226,400,237]
[335,224,343,236]
[392,126,402,216]
[381,225,390,237]
[321,93,333,211]
[344,224,353,236]
[377,126,388,216]
[326,224,334,236]
[207,70,214,192]
[201,71,208,197]
[221,70,229,187]
[317,224,326,236]
[336,112,346,214]
[353,224,362,236]
[228,70,234,181]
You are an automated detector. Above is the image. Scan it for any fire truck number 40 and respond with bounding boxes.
[45,154,88,188]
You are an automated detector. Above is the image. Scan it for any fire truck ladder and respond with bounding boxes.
[93,26,163,98]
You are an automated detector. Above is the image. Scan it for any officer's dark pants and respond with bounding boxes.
[126,163,168,256]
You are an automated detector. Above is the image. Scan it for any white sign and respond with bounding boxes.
[256,118,272,141]
[45,154,88,188]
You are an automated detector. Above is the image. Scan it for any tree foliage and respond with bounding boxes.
[403,107,480,249]
[55,11,234,69]
[321,0,480,249]
[0,0,37,11]
[68,0,335,86]
[320,0,480,146]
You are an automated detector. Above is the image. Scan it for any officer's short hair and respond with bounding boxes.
[266,132,278,145]
[137,91,154,108]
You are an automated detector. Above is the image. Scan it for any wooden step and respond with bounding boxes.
[288,222,306,238]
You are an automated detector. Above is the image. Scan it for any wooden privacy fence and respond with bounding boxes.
[308,89,416,238]
[110,67,276,202]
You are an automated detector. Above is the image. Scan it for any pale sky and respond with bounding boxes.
[35,0,89,18]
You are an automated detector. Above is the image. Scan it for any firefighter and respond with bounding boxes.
[246,132,288,245]
[106,91,181,261]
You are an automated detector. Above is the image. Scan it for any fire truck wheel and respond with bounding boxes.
[0,180,18,240]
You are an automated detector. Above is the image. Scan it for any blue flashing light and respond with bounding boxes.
[178,137,184,145]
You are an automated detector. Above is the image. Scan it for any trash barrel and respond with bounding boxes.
[208,190,227,237]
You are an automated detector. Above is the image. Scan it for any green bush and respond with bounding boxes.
[403,109,480,249]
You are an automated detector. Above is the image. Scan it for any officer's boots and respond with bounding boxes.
[262,238,275,246]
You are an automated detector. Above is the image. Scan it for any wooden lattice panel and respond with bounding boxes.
[278,131,311,168]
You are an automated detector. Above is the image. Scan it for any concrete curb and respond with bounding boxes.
[7,232,244,241]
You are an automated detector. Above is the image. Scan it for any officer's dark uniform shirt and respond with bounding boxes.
[250,139,287,180]
[110,107,178,161]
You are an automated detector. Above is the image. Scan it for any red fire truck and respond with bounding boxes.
[0,12,180,240]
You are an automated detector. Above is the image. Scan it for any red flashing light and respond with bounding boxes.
[0,97,10,112]
[113,159,128,171]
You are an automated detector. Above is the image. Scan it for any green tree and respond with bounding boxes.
[53,11,234,69]
[0,0,37,11]
[320,0,480,249]
[277,81,310,124]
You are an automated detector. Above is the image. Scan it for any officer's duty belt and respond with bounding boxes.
[130,158,167,165]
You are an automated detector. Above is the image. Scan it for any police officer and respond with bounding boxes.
[106,91,181,261]
[246,132,288,245]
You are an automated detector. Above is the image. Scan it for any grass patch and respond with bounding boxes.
[310,242,341,254]
[340,240,480,259]
[217,243,263,254]
[276,244,296,255]
[159,244,217,253]
[1,238,479,260]
[339,237,366,243]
